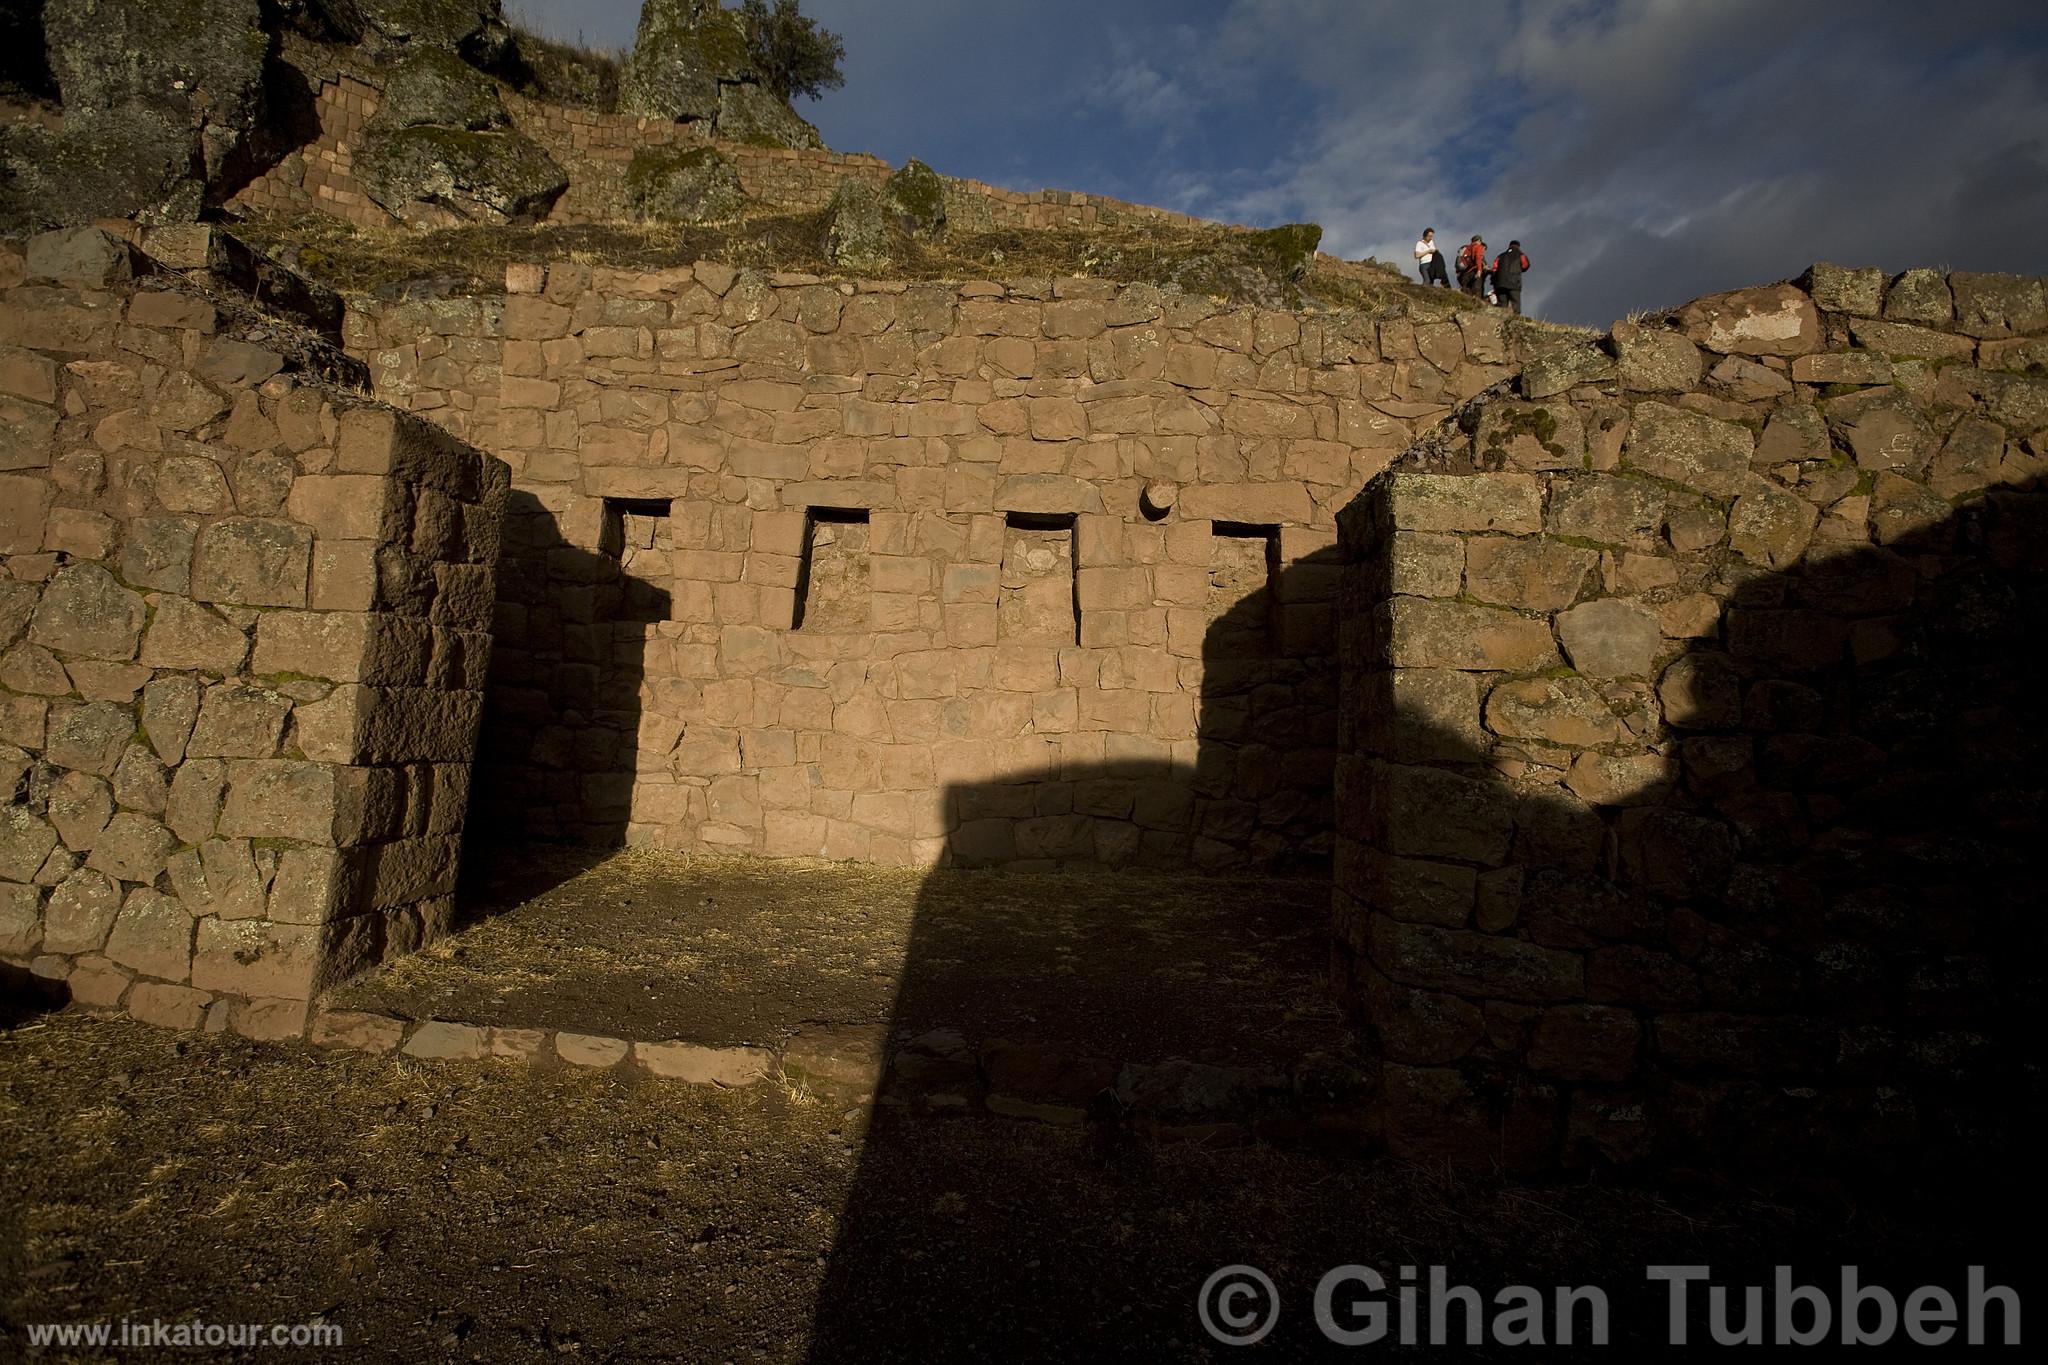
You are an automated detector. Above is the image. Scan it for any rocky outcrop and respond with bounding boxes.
[885,159,947,239]
[625,145,747,224]
[822,176,893,275]
[330,0,512,65]
[621,0,823,149]
[355,48,566,225]
[1,0,273,231]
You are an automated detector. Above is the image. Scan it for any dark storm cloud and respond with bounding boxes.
[510,0,2048,327]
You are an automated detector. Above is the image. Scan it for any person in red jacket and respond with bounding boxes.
[1491,240,1530,314]
[1456,235,1488,297]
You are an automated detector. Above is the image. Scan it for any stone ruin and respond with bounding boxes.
[4,0,2048,1172]
[2,225,507,1038]
[6,223,2043,1177]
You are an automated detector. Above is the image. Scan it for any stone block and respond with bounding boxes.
[186,683,291,759]
[0,882,40,955]
[1380,472,1541,534]
[1555,599,1661,678]
[1799,263,1885,316]
[103,887,191,982]
[1383,532,1462,598]
[137,598,249,674]
[1621,402,1752,496]
[1674,283,1821,356]
[1611,321,1704,392]
[1368,917,1584,1003]
[1463,538,1595,612]
[192,918,321,1000]
[28,564,144,661]
[1372,762,1516,865]
[218,760,344,844]
[556,1032,629,1067]
[635,1041,772,1085]
[126,982,210,1030]
[84,813,175,883]
[44,700,131,778]
[402,1021,487,1059]
[1726,480,1818,569]
[1383,599,1559,672]
[1528,1005,1641,1082]
[286,474,404,541]
[191,518,313,608]
[1484,677,1624,746]
[0,474,53,551]
[41,868,118,954]
[25,227,140,288]
[311,1009,407,1053]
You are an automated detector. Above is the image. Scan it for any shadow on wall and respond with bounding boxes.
[1338,475,2048,1178]
[797,479,2048,1357]
[460,488,666,902]
[802,558,1358,1358]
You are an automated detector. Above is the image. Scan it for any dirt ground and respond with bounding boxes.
[3,1010,2038,1362]
[333,850,1344,1069]
[6,855,2041,1359]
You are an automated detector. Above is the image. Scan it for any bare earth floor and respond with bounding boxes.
[7,1013,2036,1362]
[7,855,2044,1359]
[333,848,1348,1074]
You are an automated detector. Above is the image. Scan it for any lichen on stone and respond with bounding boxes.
[885,159,947,239]
[625,144,748,224]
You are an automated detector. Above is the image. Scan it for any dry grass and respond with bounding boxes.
[231,209,1473,316]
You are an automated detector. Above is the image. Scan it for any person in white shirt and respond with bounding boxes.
[1414,228,1450,287]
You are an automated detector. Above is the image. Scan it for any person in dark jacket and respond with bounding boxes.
[1491,240,1529,314]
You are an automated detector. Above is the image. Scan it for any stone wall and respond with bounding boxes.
[1,228,508,1040]
[1334,266,2048,1173]
[226,72,400,230]
[344,263,1537,868]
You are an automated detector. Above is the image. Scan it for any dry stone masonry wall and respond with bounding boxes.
[0,228,508,1039]
[1334,265,2048,1175]
[345,264,1537,868]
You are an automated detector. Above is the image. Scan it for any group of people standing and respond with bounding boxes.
[1413,227,1529,315]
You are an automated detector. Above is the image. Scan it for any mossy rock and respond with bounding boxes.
[626,145,748,224]
[0,107,201,234]
[885,159,947,238]
[354,0,512,64]
[714,80,824,150]
[375,46,509,131]
[621,0,752,122]
[823,176,895,276]
[1246,222,1323,281]
[356,123,568,224]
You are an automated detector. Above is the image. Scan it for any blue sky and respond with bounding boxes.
[510,1,2048,327]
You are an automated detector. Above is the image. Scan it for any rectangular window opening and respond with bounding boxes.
[999,511,1078,645]
[601,497,672,624]
[1208,522,1279,655]
[795,507,871,631]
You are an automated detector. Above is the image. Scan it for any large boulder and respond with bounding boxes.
[885,159,947,238]
[716,79,824,150]
[1,108,201,232]
[375,45,509,130]
[1,0,272,231]
[623,0,825,148]
[622,0,748,122]
[823,176,894,276]
[625,145,748,223]
[354,0,511,65]
[354,43,564,225]
[356,125,567,224]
